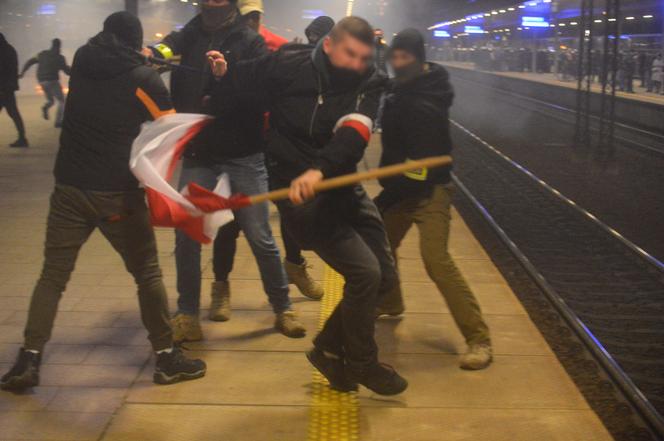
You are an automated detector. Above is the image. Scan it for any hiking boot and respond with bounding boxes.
[209,281,231,322]
[41,106,49,120]
[284,258,324,300]
[275,310,306,338]
[307,348,357,392]
[460,343,493,370]
[154,347,206,385]
[171,314,203,344]
[1,348,41,391]
[9,138,28,148]
[349,362,408,396]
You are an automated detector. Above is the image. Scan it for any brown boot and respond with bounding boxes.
[171,314,203,344]
[275,310,306,338]
[209,281,231,322]
[284,258,324,300]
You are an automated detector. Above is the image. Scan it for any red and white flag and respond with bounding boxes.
[130,113,235,244]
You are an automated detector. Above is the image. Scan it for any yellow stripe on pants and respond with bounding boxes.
[307,266,359,441]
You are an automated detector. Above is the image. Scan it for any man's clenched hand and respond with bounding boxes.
[290,169,324,205]
[206,50,228,78]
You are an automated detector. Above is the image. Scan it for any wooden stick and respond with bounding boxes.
[248,156,452,205]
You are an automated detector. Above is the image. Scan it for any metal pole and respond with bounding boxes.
[125,0,138,16]
[553,1,560,75]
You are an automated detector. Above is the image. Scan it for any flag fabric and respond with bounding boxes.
[130,113,235,244]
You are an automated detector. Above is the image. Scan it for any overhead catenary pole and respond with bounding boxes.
[125,0,138,16]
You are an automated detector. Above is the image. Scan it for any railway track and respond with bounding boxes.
[449,119,664,440]
[451,75,664,156]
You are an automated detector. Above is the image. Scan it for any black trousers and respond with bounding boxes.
[278,186,398,376]
[0,91,26,138]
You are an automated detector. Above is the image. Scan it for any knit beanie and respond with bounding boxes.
[390,28,426,63]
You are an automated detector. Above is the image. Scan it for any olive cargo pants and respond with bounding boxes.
[380,184,491,346]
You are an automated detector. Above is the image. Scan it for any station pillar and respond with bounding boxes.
[125,0,138,16]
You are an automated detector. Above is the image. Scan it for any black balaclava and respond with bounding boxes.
[52,38,62,53]
[389,28,426,82]
[201,0,238,33]
[305,16,335,45]
[103,11,143,50]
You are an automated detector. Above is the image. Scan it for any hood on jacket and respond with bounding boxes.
[392,62,453,108]
[0,33,8,48]
[103,11,143,50]
[73,32,145,81]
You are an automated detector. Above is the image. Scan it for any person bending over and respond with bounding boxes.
[0,33,28,147]
[20,38,70,128]
[1,12,206,392]
[208,17,408,395]
[374,29,492,370]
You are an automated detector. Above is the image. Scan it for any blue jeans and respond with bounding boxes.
[175,153,291,315]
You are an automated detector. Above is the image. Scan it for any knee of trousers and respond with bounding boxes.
[175,230,202,254]
[342,263,382,303]
[38,263,76,292]
[131,263,164,289]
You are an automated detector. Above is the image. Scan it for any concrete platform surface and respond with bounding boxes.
[441,61,664,106]
[0,96,613,440]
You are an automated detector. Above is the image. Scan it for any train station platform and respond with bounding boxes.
[440,61,664,107]
[0,97,613,440]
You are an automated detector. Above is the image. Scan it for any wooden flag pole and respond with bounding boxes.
[248,156,453,205]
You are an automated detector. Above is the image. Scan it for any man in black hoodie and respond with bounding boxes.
[207,17,407,396]
[374,29,492,370]
[152,0,305,342]
[20,38,71,128]
[0,12,206,392]
[0,33,27,147]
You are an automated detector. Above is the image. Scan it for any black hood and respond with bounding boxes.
[392,62,453,107]
[0,33,7,47]
[73,32,145,80]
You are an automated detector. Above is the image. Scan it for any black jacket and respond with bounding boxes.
[22,49,70,82]
[54,32,174,191]
[377,63,454,208]
[0,36,19,92]
[220,43,385,186]
[158,14,267,162]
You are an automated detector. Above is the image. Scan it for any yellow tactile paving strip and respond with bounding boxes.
[307,266,359,441]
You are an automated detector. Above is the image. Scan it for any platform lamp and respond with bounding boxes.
[125,0,139,16]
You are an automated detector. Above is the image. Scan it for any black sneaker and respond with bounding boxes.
[153,347,206,385]
[349,362,408,396]
[42,106,49,120]
[9,138,28,148]
[306,348,357,392]
[1,348,41,391]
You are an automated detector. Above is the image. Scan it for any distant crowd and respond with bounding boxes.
[436,46,664,95]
